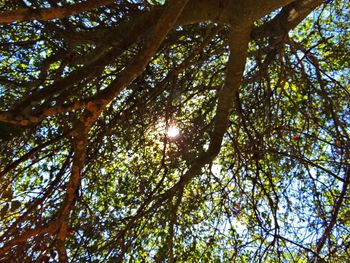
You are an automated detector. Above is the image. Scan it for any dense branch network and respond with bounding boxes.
[0,0,349,261]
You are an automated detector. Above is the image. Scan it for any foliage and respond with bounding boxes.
[0,0,349,262]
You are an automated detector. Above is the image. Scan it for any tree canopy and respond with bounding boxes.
[0,0,349,262]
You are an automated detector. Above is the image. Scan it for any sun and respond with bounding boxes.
[166,125,180,138]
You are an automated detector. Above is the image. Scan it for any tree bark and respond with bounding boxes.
[0,0,114,24]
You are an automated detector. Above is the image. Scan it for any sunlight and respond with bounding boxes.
[166,125,180,138]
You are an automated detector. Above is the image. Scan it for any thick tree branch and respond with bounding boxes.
[0,223,57,256]
[77,0,190,130]
[0,0,114,25]
[0,0,298,128]
[0,0,346,260]
[154,25,251,209]
[95,26,252,254]
[0,0,190,128]
[93,1,189,101]
[55,124,87,263]
[0,0,191,258]
[252,0,325,42]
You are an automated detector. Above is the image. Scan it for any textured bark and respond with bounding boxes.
[0,0,191,258]
[0,0,329,259]
[155,25,251,206]
[252,0,325,41]
[0,0,114,24]
[0,0,303,128]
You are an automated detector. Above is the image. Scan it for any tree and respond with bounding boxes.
[0,0,349,261]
